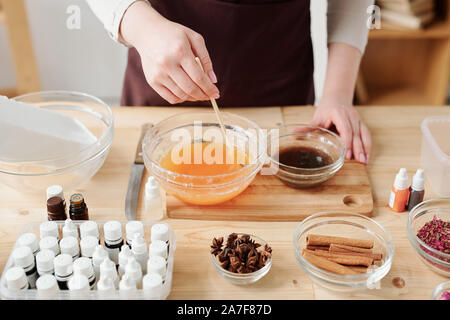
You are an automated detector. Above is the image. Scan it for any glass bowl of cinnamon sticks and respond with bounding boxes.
[211,233,272,285]
[293,212,394,292]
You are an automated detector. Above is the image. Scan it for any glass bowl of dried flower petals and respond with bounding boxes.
[407,198,450,277]
[210,233,272,285]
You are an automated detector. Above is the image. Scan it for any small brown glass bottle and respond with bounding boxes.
[47,196,67,221]
[69,194,89,220]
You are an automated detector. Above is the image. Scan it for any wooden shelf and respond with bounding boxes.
[370,20,450,39]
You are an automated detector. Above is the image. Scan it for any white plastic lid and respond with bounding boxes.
[147,255,167,278]
[125,257,142,281]
[92,245,108,266]
[40,221,59,239]
[54,253,73,277]
[68,274,89,291]
[151,223,169,243]
[46,185,64,201]
[119,274,136,291]
[118,245,133,266]
[104,221,122,241]
[59,236,79,258]
[143,273,163,291]
[126,221,144,243]
[62,219,78,238]
[39,236,60,256]
[36,249,55,273]
[131,234,147,255]
[149,240,168,259]
[73,257,94,278]
[394,168,409,190]
[80,236,98,258]
[97,276,115,292]
[17,233,39,254]
[412,168,425,191]
[80,221,99,239]
[12,246,34,268]
[36,274,58,292]
[100,257,117,280]
[5,267,28,290]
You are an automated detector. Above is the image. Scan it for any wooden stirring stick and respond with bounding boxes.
[194,57,228,143]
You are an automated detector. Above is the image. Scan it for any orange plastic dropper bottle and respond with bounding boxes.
[389,168,410,212]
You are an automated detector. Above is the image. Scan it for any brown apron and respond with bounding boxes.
[121,0,314,107]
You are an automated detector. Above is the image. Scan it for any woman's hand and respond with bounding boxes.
[312,99,371,164]
[120,1,219,104]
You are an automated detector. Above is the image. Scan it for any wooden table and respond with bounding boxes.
[1,105,449,300]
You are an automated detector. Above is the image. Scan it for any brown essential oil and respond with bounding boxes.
[69,194,89,220]
[47,196,67,221]
[277,146,333,169]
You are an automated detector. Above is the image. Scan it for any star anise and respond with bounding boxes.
[210,237,224,256]
[211,233,273,275]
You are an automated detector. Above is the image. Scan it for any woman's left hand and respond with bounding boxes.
[311,99,371,164]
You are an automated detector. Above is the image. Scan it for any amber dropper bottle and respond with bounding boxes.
[69,194,89,220]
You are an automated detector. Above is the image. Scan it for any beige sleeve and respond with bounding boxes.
[327,0,375,53]
[86,0,147,46]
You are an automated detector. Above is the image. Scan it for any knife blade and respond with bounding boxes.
[125,123,153,221]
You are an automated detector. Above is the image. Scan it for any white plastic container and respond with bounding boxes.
[0,220,176,300]
[421,116,450,196]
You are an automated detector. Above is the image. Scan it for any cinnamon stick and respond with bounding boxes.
[329,245,382,261]
[348,266,368,274]
[329,244,373,254]
[302,250,358,275]
[303,249,373,267]
[306,234,374,249]
[306,245,329,251]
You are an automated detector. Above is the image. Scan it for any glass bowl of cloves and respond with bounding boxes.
[210,233,272,285]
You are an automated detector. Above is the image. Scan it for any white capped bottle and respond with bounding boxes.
[36,274,59,298]
[97,276,116,298]
[68,274,90,292]
[17,233,39,257]
[119,273,137,299]
[73,257,96,290]
[131,234,148,273]
[80,235,98,259]
[62,219,78,239]
[149,240,168,260]
[144,177,165,220]
[40,221,60,240]
[125,221,144,247]
[151,223,169,244]
[143,273,163,299]
[124,257,142,289]
[103,221,123,265]
[12,246,37,288]
[80,221,99,240]
[5,267,29,291]
[118,245,133,277]
[54,253,73,290]
[92,245,108,279]
[59,236,80,260]
[39,236,60,256]
[100,257,119,289]
[36,249,55,276]
[147,255,167,281]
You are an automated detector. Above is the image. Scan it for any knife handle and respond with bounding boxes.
[135,123,153,164]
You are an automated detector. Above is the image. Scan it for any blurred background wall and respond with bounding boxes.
[0,0,329,106]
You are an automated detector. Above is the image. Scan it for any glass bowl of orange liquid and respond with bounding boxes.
[142,111,266,205]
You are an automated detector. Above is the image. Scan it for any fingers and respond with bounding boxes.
[168,65,210,101]
[349,118,366,164]
[332,110,353,160]
[152,83,182,105]
[181,51,220,99]
[361,123,372,163]
[187,31,217,84]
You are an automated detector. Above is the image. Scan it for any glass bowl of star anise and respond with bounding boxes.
[210,233,272,285]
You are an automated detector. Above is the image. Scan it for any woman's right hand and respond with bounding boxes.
[120,1,219,104]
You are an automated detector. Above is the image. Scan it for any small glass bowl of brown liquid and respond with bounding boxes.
[267,124,345,188]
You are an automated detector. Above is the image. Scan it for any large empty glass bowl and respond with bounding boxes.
[142,111,265,205]
[0,91,114,193]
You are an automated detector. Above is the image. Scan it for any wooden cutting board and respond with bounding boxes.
[164,160,373,221]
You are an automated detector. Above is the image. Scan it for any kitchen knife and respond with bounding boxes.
[125,123,153,221]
